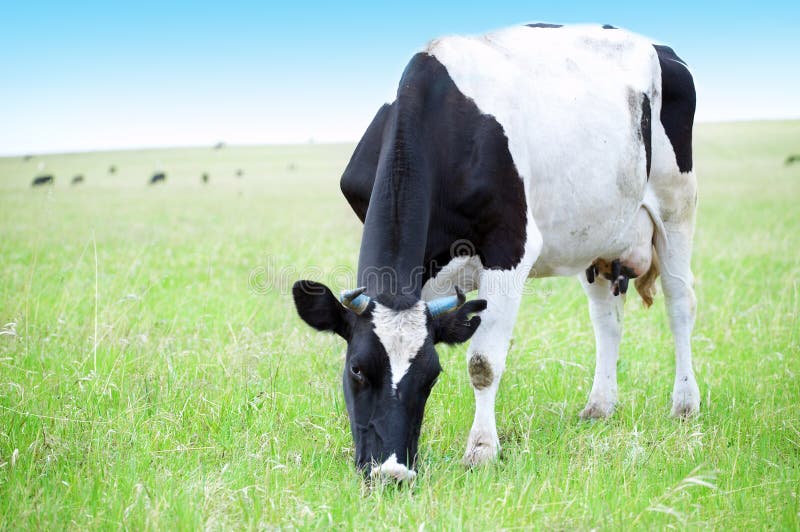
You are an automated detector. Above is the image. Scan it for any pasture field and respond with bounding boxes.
[0,121,799,530]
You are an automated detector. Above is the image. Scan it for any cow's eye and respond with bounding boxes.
[350,364,365,383]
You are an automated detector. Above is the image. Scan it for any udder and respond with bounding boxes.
[586,207,654,295]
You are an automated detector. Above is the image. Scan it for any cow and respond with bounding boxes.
[71,175,84,185]
[292,24,699,481]
[31,175,54,187]
[149,172,166,185]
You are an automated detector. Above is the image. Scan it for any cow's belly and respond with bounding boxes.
[528,171,650,278]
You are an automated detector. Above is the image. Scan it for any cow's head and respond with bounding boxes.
[292,280,486,481]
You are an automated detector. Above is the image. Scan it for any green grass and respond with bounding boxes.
[1,121,799,529]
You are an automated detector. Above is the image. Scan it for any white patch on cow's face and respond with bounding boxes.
[371,301,428,388]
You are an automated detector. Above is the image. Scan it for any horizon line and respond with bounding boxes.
[2,117,798,159]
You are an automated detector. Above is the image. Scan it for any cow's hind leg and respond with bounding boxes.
[651,44,700,417]
[654,178,701,417]
[579,275,625,419]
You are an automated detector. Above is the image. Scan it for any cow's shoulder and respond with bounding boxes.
[395,53,529,272]
[342,51,529,275]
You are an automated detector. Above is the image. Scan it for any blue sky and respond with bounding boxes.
[1,1,798,155]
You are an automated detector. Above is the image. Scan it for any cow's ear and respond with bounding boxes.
[292,280,353,339]
[432,299,487,344]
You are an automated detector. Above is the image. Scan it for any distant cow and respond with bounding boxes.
[71,175,84,185]
[202,172,209,183]
[31,175,54,187]
[150,172,166,185]
[108,165,117,175]
[235,169,244,177]
[786,154,800,165]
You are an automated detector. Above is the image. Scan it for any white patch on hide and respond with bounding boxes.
[421,255,483,301]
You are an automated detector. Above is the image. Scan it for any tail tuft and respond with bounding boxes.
[635,247,660,308]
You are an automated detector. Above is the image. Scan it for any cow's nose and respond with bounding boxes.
[369,453,417,482]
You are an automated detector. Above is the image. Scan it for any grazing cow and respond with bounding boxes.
[31,175,54,187]
[150,172,166,184]
[235,169,244,177]
[108,165,117,175]
[293,24,699,480]
[71,175,84,185]
[202,172,209,183]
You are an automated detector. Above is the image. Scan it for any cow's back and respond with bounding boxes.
[428,25,665,275]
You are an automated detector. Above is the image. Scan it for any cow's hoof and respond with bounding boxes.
[579,399,616,420]
[671,378,700,418]
[463,430,499,467]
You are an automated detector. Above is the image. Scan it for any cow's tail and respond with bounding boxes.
[636,196,667,308]
[635,247,659,308]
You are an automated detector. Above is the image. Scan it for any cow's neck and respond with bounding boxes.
[357,119,432,300]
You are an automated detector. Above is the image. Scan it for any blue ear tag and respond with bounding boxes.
[427,295,459,317]
[339,292,370,313]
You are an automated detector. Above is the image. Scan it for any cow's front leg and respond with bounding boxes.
[579,274,625,419]
[463,267,528,467]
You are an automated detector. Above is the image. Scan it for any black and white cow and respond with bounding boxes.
[293,24,699,481]
[31,175,54,187]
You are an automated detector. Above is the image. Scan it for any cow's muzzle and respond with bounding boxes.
[369,454,417,482]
